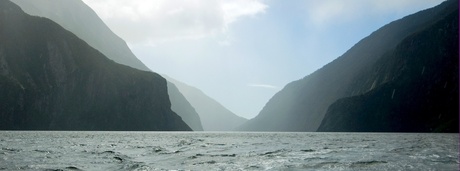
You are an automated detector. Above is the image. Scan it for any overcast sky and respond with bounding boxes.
[82,0,445,119]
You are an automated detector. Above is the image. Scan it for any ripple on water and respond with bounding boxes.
[350,160,388,168]
[307,161,342,169]
[64,166,83,171]
[1,147,21,153]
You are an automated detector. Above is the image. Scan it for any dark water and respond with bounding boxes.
[0,131,458,170]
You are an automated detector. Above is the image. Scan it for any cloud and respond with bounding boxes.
[305,0,445,27]
[248,83,279,90]
[221,0,268,29]
[82,0,267,45]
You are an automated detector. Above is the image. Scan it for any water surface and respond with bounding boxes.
[0,131,458,170]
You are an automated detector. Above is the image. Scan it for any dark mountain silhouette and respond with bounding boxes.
[165,76,248,131]
[11,0,204,131]
[237,0,458,132]
[318,8,458,132]
[0,0,191,131]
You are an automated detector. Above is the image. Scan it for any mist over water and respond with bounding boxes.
[0,131,458,170]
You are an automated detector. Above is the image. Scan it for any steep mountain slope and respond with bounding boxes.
[11,0,205,131]
[237,0,457,132]
[318,9,458,132]
[11,0,149,71]
[0,0,191,131]
[166,76,248,131]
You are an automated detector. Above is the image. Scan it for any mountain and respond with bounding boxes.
[165,76,248,131]
[318,8,458,132]
[10,0,149,71]
[0,0,191,131]
[237,0,458,132]
[11,0,204,131]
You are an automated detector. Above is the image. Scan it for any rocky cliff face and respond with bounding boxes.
[318,9,458,132]
[11,0,205,131]
[0,0,191,131]
[237,0,458,132]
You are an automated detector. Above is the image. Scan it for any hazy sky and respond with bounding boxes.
[81,0,444,119]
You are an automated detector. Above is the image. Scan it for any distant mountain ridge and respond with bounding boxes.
[167,81,203,131]
[165,76,248,131]
[237,0,458,132]
[0,0,191,131]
